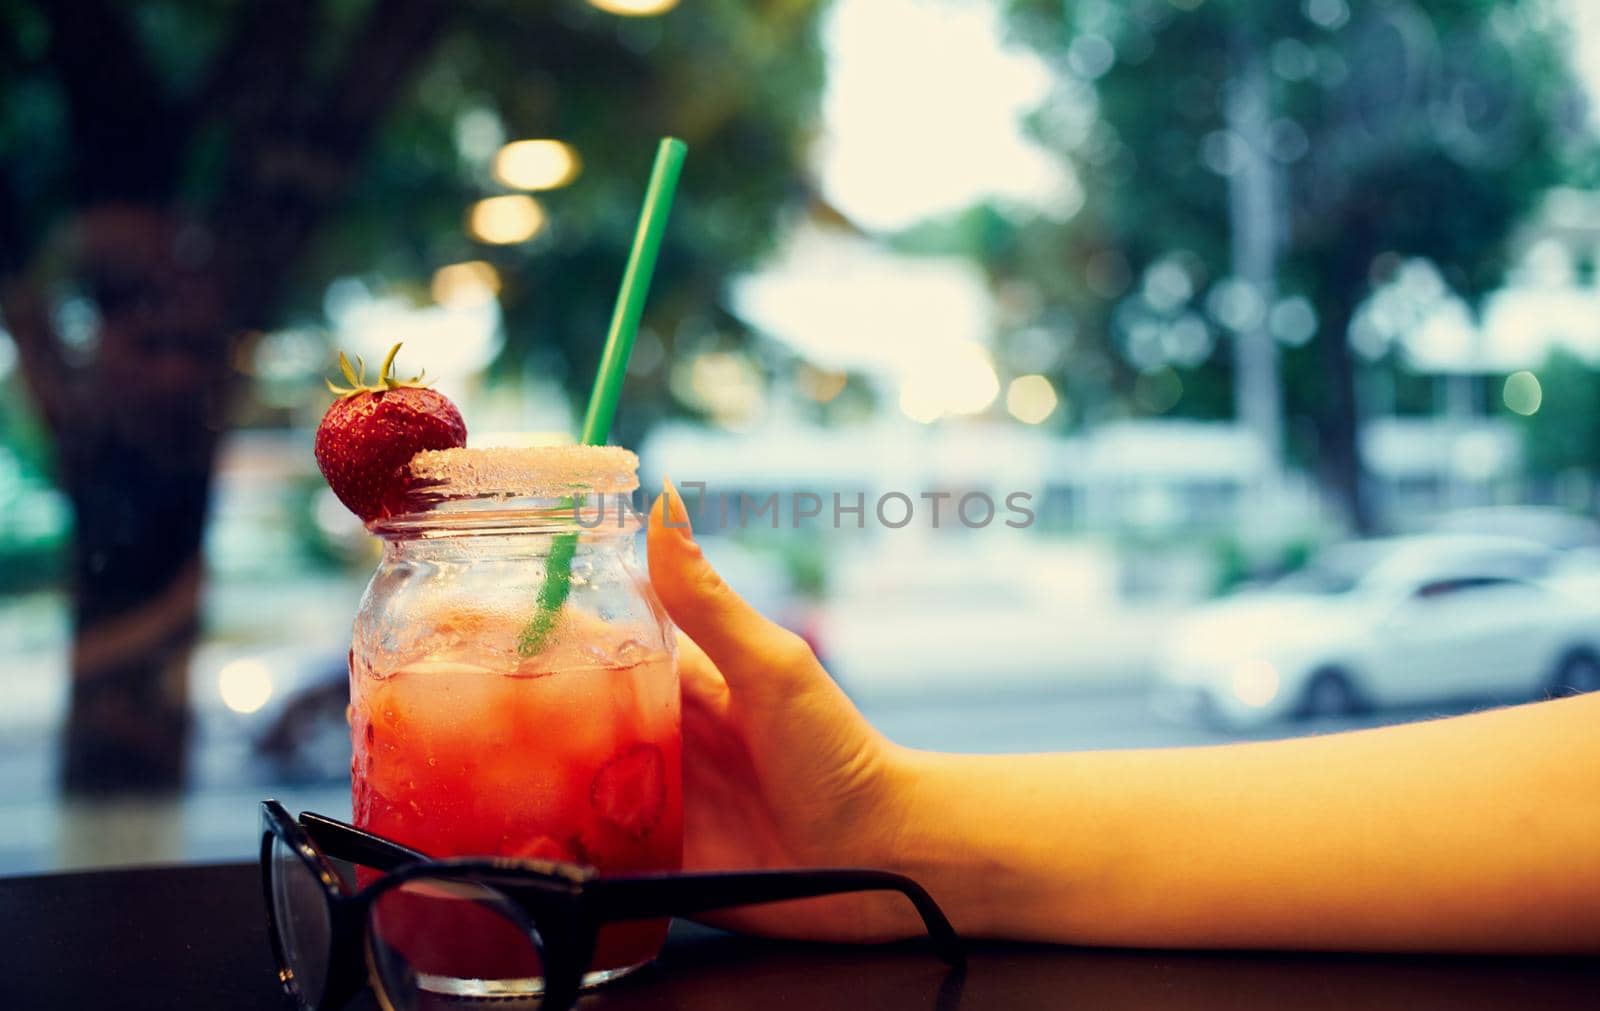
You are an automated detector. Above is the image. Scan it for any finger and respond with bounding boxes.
[648,480,817,693]
[675,632,729,711]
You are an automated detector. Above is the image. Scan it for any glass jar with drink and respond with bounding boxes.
[347,444,680,995]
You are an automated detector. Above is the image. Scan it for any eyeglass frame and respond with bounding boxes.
[259,799,964,1011]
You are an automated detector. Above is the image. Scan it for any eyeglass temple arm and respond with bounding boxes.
[298,811,429,872]
[584,869,964,965]
[291,814,963,964]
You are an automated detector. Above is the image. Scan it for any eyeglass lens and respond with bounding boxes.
[269,835,335,1009]
[366,876,547,1008]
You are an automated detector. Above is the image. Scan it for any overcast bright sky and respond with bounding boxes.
[818,0,1600,232]
[816,0,1074,232]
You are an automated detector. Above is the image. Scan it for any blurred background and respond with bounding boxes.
[4,0,1600,873]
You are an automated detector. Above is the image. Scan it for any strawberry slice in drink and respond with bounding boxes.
[510,834,581,864]
[590,744,666,838]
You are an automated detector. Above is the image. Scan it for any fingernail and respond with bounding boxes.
[662,476,693,534]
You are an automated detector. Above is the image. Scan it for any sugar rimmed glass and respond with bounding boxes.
[349,445,679,994]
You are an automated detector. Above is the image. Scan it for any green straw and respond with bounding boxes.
[518,137,687,656]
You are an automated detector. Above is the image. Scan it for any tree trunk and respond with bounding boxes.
[22,206,235,793]
[1314,289,1375,535]
[60,429,215,792]
[1225,34,1285,483]
[2,0,450,793]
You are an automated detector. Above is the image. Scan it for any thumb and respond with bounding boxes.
[648,480,816,693]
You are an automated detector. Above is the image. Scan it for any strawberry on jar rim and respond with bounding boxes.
[314,343,467,523]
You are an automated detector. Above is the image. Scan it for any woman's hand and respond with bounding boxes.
[647,482,924,942]
[648,480,1600,953]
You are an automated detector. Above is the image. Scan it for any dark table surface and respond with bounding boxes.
[1,862,1595,1010]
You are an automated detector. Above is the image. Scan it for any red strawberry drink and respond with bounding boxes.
[353,446,680,993]
[351,610,681,988]
[314,351,680,996]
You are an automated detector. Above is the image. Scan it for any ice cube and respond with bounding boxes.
[578,641,613,667]
[572,636,652,670]
[612,638,649,666]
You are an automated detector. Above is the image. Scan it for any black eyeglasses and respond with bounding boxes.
[259,799,963,1011]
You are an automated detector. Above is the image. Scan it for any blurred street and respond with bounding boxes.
[0,534,1581,877]
[0,651,1494,876]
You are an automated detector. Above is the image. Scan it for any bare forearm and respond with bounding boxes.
[888,694,1600,952]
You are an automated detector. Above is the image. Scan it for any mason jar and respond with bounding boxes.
[347,445,680,995]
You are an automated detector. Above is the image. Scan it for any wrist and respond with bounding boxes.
[874,745,1006,938]
[875,745,1130,943]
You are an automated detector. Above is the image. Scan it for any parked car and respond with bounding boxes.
[188,642,351,783]
[1429,506,1600,552]
[1154,535,1600,729]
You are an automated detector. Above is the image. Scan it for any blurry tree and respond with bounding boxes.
[0,0,824,792]
[999,0,1584,531]
[1514,350,1600,479]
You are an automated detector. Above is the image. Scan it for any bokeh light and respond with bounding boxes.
[683,351,766,429]
[797,365,849,403]
[898,341,1000,423]
[1503,371,1543,415]
[586,0,680,15]
[431,261,502,308]
[1134,368,1185,414]
[1230,659,1281,709]
[217,658,273,715]
[467,195,545,244]
[898,384,944,425]
[493,140,582,191]
[1006,374,1059,425]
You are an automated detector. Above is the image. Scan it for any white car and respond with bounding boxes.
[1154,535,1600,728]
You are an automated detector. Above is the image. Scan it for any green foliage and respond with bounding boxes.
[1514,350,1600,476]
[984,0,1586,448]
[0,0,827,439]
[0,388,67,591]
[299,1,828,439]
